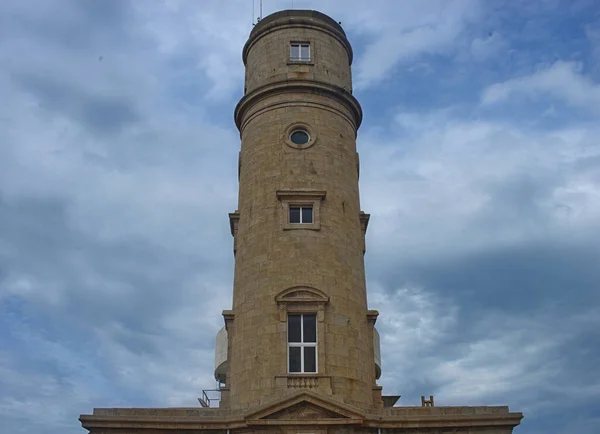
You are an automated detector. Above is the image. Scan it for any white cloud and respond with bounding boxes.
[133,0,251,100]
[347,0,481,88]
[481,61,600,111]
[360,110,600,263]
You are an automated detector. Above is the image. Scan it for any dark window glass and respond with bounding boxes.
[301,207,313,224]
[288,315,301,342]
[303,314,316,343]
[303,347,316,373]
[290,130,310,145]
[289,347,301,372]
[289,207,301,224]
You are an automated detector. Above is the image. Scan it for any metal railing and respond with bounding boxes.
[198,389,221,408]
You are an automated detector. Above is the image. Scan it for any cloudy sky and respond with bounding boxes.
[1,0,599,433]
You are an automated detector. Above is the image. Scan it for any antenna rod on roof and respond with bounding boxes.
[260,0,263,19]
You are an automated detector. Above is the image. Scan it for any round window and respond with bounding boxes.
[290,130,310,146]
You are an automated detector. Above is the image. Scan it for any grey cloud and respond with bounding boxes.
[0,192,228,338]
[360,107,600,432]
[370,242,600,433]
[0,5,236,431]
[0,190,230,431]
[383,240,598,315]
[1,0,132,50]
[13,72,140,136]
[1,1,600,434]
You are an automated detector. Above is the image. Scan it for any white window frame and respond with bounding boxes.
[289,205,313,224]
[290,42,311,62]
[288,314,318,374]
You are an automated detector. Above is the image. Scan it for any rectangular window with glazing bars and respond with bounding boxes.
[289,206,313,224]
[288,314,317,373]
[290,42,310,62]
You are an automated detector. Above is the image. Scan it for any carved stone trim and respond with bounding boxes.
[360,211,370,253]
[235,80,363,133]
[222,310,235,329]
[276,190,326,199]
[287,376,319,389]
[360,211,370,232]
[276,286,329,322]
[228,211,240,255]
[244,390,365,423]
[367,309,379,326]
[228,211,240,236]
[276,286,329,304]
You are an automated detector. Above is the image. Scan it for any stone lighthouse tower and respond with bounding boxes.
[219,9,377,410]
[80,9,523,434]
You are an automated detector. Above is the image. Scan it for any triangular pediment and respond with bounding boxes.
[265,402,343,420]
[245,390,364,426]
[275,286,329,304]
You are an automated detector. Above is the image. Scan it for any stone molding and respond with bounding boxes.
[275,190,327,200]
[366,309,379,326]
[80,390,523,431]
[360,211,371,253]
[228,211,240,255]
[275,285,329,322]
[275,374,332,392]
[235,80,362,132]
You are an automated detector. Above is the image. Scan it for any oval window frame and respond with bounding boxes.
[284,122,317,150]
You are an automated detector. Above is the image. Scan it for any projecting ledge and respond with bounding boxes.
[276,189,326,199]
[362,406,523,430]
[228,211,240,236]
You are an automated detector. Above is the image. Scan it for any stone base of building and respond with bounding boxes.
[80,390,523,433]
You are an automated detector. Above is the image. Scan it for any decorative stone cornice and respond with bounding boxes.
[276,189,326,200]
[228,211,239,237]
[360,212,370,233]
[367,309,379,326]
[80,399,523,431]
[275,285,329,304]
[235,80,363,133]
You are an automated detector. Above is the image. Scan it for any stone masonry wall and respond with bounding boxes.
[228,11,374,410]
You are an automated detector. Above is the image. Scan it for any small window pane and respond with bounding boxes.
[289,207,301,224]
[304,347,316,373]
[289,347,301,372]
[288,314,301,342]
[300,44,310,60]
[301,207,313,224]
[303,315,317,343]
[290,44,300,60]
